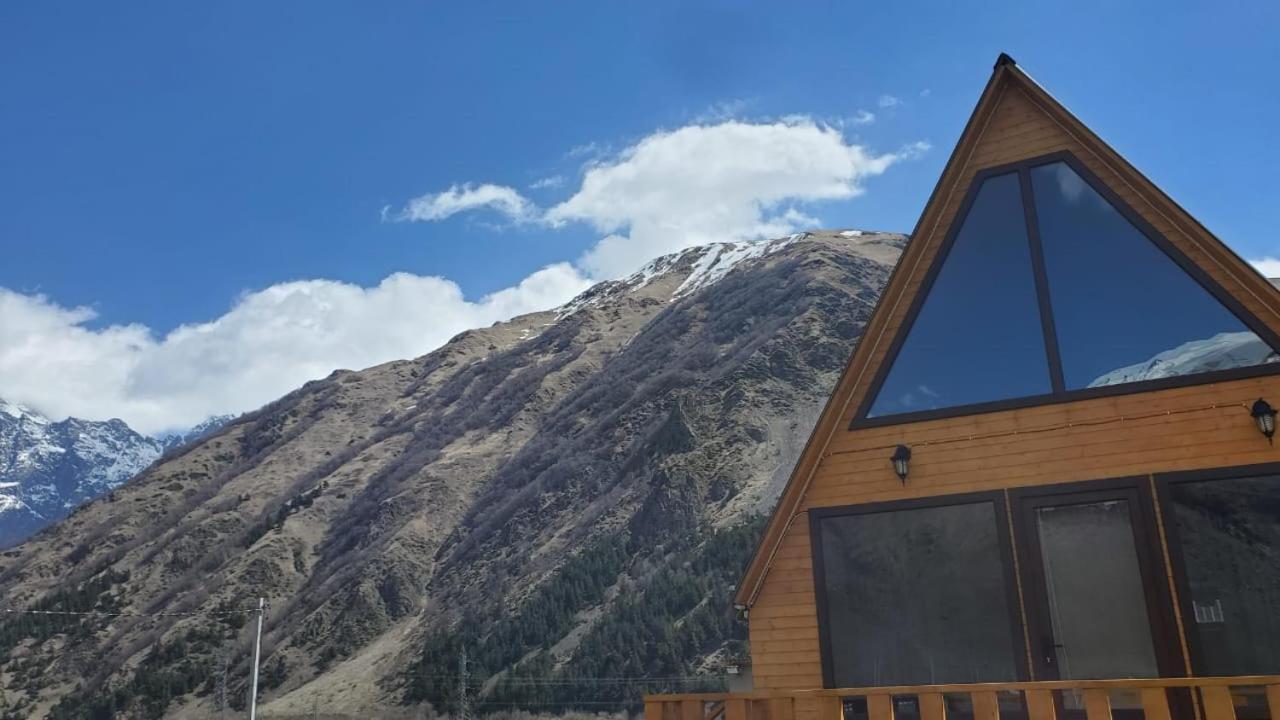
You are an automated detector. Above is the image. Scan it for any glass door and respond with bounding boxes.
[1012,482,1181,685]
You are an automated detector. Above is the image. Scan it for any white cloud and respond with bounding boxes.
[546,118,913,277]
[850,110,876,125]
[1251,257,1280,278]
[10,116,927,433]
[877,94,901,108]
[0,266,590,435]
[530,175,565,190]
[387,182,535,223]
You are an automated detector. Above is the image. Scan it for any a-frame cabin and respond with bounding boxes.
[647,55,1280,720]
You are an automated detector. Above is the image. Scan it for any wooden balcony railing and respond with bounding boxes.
[646,676,1280,720]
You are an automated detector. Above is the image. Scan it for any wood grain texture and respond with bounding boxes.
[1082,690,1112,720]
[867,695,895,720]
[1140,688,1172,720]
[1199,686,1236,720]
[1024,689,1057,720]
[971,691,1000,720]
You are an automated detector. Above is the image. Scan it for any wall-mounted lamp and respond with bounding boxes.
[891,444,912,483]
[1251,398,1276,444]
[733,603,749,621]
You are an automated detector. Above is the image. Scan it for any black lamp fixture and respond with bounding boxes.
[890,444,912,483]
[1251,398,1277,444]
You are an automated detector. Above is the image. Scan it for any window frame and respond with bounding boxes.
[1155,461,1280,676]
[808,491,1029,688]
[852,150,1280,429]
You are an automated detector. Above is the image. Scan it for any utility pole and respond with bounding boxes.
[458,647,470,720]
[216,645,229,720]
[249,597,265,720]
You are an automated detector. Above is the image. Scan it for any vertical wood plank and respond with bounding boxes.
[817,696,844,720]
[971,691,1000,720]
[683,700,705,720]
[646,701,665,720]
[1025,690,1057,720]
[1266,686,1280,720]
[1082,690,1111,720]
[769,697,796,720]
[919,692,946,720]
[867,694,895,720]
[726,698,748,720]
[1259,681,1280,720]
[1139,689,1172,720]
[794,697,820,720]
[1199,687,1236,720]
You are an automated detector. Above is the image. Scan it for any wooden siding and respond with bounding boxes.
[744,66,1280,690]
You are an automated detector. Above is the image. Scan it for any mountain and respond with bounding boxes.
[0,403,232,549]
[1089,330,1280,388]
[0,231,903,720]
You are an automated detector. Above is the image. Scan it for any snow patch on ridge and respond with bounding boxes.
[556,234,808,320]
[1089,331,1280,387]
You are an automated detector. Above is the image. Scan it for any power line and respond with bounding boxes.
[0,606,261,619]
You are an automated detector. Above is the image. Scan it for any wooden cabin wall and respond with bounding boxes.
[748,373,1280,689]
[744,81,1280,690]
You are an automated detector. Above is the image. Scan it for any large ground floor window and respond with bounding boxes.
[810,465,1280,689]
[811,493,1024,687]
[1161,467,1280,675]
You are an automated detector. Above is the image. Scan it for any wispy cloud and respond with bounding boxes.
[385,183,536,223]
[877,94,902,108]
[530,175,565,190]
[850,110,876,125]
[1250,257,1280,278]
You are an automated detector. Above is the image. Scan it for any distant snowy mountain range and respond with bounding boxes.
[0,401,230,547]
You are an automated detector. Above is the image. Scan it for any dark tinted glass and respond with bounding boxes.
[817,501,1019,686]
[868,172,1051,417]
[1031,161,1278,389]
[1168,473,1280,675]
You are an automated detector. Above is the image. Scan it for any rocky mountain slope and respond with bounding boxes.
[0,231,903,719]
[0,404,229,548]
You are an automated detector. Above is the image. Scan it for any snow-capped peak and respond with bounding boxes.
[555,233,811,320]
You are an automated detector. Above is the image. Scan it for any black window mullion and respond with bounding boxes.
[1019,167,1066,394]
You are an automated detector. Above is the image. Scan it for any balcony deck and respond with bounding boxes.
[647,676,1280,720]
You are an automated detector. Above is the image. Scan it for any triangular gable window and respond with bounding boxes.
[867,172,1053,418]
[863,154,1280,424]
[1031,161,1278,389]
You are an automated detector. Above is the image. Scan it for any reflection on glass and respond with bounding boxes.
[1030,162,1279,389]
[818,502,1018,686]
[867,172,1051,417]
[1033,500,1159,679]
[1169,474,1280,674]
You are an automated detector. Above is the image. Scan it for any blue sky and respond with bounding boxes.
[2,1,1278,432]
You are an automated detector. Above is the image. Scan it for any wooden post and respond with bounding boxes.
[918,693,945,720]
[1024,689,1057,720]
[1265,686,1280,720]
[817,696,844,720]
[1199,687,1236,720]
[646,701,665,720]
[867,694,894,720]
[682,699,704,720]
[1140,688,1172,720]
[971,691,1001,720]
[1082,690,1112,720]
